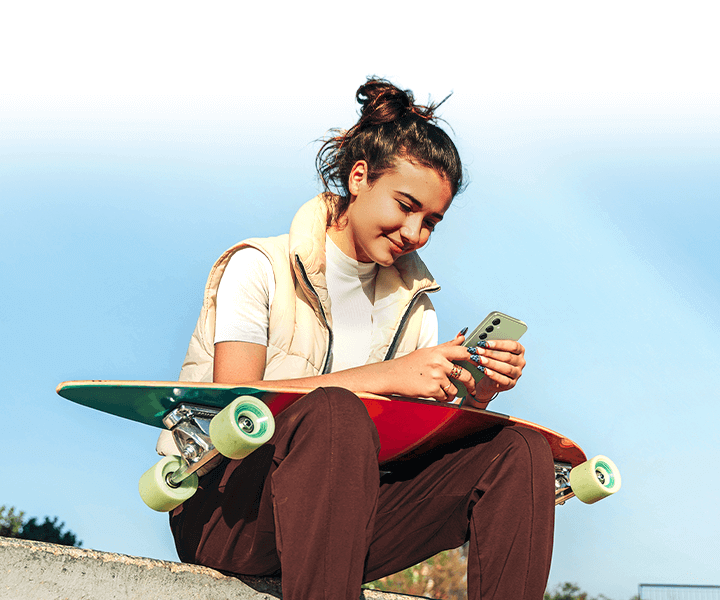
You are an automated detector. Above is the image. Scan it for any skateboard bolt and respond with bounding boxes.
[182,442,199,460]
[238,416,255,434]
[595,469,606,485]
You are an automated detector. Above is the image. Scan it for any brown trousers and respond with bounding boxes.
[170,387,555,600]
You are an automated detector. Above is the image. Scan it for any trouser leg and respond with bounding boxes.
[270,387,380,599]
[364,426,555,600]
[170,387,381,600]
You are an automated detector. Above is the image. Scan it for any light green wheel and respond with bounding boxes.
[569,455,621,504]
[210,396,275,460]
[139,455,198,512]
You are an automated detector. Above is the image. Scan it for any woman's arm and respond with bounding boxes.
[213,335,520,402]
[215,335,526,407]
[213,339,468,398]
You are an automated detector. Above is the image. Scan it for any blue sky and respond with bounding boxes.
[2,2,719,599]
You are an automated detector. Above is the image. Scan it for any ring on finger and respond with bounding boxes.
[449,364,462,379]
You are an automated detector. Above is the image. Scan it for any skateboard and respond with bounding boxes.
[57,380,621,512]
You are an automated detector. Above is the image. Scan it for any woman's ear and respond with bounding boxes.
[348,160,368,197]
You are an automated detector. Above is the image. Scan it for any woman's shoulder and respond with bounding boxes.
[224,245,273,274]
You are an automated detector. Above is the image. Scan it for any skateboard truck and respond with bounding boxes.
[554,462,572,505]
[138,396,275,511]
[163,404,222,486]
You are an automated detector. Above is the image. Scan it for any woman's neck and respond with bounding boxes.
[326,223,373,264]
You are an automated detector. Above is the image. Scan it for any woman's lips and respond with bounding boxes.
[386,236,404,254]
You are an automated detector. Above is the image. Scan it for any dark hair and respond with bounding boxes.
[316,78,464,226]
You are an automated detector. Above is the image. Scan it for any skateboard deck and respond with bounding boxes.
[57,380,617,508]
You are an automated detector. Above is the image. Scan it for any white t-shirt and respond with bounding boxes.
[214,236,438,371]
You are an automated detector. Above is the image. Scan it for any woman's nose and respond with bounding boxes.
[400,219,421,246]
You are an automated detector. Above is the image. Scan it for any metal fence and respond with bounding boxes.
[639,585,720,600]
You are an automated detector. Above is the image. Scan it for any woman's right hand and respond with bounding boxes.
[386,332,480,402]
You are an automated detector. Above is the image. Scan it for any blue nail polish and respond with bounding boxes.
[478,340,489,349]
[477,364,486,373]
[467,346,478,355]
[469,354,481,363]
[459,326,469,336]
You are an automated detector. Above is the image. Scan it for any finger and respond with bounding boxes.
[481,357,523,381]
[468,351,525,374]
[439,381,457,402]
[451,364,477,398]
[478,339,525,355]
[466,345,526,369]
[466,347,524,378]
[440,335,466,348]
[443,344,488,361]
[478,365,521,390]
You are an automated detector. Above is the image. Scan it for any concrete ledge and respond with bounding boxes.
[0,537,430,600]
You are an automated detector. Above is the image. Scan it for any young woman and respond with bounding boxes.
[163,79,555,600]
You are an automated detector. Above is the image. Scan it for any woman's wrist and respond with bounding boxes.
[462,392,498,408]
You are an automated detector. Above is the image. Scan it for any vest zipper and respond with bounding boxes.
[383,285,441,362]
[294,255,334,374]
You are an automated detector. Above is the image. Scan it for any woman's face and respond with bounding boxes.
[333,158,453,266]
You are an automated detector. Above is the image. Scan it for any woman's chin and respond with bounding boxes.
[376,252,401,267]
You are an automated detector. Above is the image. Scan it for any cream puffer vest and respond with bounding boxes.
[178,195,440,383]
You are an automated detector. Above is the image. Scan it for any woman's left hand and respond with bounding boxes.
[466,339,526,405]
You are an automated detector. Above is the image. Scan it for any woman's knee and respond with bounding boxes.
[499,427,555,481]
[288,386,380,452]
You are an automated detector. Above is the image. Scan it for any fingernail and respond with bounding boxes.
[476,364,486,373]
[478,340,489,349]
[458,327,468,336]
[467,347,485,356]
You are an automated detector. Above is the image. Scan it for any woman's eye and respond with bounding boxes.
[424,220,437,231]
[397,201,412,213]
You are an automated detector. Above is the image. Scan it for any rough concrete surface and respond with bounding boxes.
[0,537,430,600]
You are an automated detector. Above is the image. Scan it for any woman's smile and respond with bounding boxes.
[385,235,404,254]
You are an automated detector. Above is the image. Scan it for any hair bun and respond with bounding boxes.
[356,78,434,126]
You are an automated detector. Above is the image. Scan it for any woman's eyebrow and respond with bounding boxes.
[396,191,445,221]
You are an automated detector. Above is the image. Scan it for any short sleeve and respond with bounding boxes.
[214,247,275,345]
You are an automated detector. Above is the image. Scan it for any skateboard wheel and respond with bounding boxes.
[569,455,621,504]
[139,455,198,512]
[209,396,275,460]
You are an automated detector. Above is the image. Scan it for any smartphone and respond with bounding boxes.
[453,311,527,399]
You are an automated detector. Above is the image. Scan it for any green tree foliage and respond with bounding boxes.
[366,553,637,600]
[365,545,468,599]
[0,506,25,537]
[544,582,606,600]
[19,516,82,547]
[0,505,82,547]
